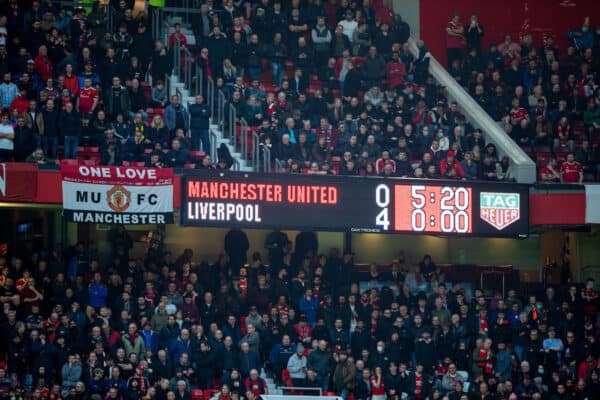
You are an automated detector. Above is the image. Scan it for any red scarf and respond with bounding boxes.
[477,348,493,374]
[415,373,423,399]
[479,315,488,333]
[135,373,146,394]
[239,277,248,299]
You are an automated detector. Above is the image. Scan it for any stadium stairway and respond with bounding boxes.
[261,370,283,395]
[166,16,253,171]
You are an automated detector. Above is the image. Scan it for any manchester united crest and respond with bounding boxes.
[107,184,131,213]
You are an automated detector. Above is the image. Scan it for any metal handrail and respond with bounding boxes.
[209,129,218,159]
[182,48,193,93]
[276,387,323,396]
[227,103,236,143]
[207,76,215,120]
[216,90,226,131]
[175,86,184,106]
[194,65,204,98]
[164,73,170,98]
[252,132,260,171]
[107,5,115,33]
[172,40,181,78]
[239,117,248,161]
[263,146,272,173]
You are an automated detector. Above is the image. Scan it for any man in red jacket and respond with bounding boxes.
[34,45,53,82]
[386,51,407,88]
[9,87,29,115]
[439,151,465,179]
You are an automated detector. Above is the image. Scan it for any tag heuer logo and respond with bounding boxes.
[480,192,520,230]
[107,184,131,213]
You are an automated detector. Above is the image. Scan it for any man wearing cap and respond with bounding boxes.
[287,343,307,386]
[542,326,564,368]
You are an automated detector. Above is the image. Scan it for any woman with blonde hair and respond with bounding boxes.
[147,114,168,147]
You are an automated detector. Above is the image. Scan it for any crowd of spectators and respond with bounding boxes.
[0,228,599,400]
[0,0,525,181]
[4,1,598,183]
[0,0,224,170]
[443,13,600,182]
[181,0,511,181]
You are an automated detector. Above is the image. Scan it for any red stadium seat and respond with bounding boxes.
[190,150,206,158]
[191,390,203,400]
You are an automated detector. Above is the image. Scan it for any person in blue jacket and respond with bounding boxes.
[299,288,319,326]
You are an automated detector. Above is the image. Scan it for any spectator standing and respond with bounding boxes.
[12,116,34,161]
[465,14,484,55]
[60,102,82,159]
[339,10,358,43]
[445,13,465,67]
[0,113,14,161]
[287,344,307,386]
[105,77,131,121]
[560,153,583,183]
[34,45,53,82]
[165,95,190,134]
[41,99,59,158]
[77,77,99,115]
[151,39,173,83]
[333,350,356,400]
[188,95,211,153]
[361,46,386,89]
[0,73,18,111]
[312,16,332,69]
[307,339,334,391]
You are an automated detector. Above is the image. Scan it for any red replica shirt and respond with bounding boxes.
[539,166,559,182]
[446,21,464,49]
[510,107,528,124]
[560,161,583,183]
[79,87,98,115]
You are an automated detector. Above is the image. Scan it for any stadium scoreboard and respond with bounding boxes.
[182,172,529,237]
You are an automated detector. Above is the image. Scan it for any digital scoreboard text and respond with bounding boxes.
[181,172,529,237]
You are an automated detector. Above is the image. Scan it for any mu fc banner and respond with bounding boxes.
[61,163,174,224]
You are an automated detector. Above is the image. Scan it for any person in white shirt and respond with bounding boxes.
[0,114,14,161]
[338,10,358,43]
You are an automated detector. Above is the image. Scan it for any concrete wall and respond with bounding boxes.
[392,0,419,38]
[352,232,540,271]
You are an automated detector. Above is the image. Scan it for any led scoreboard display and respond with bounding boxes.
[182,172,529,237]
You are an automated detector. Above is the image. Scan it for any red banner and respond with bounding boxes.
[60,163,174,185]
[0,163,38,202]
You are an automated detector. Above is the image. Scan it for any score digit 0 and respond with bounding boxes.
[375,184,390,230]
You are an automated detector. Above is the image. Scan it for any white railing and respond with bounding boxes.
[407,37,537,183]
